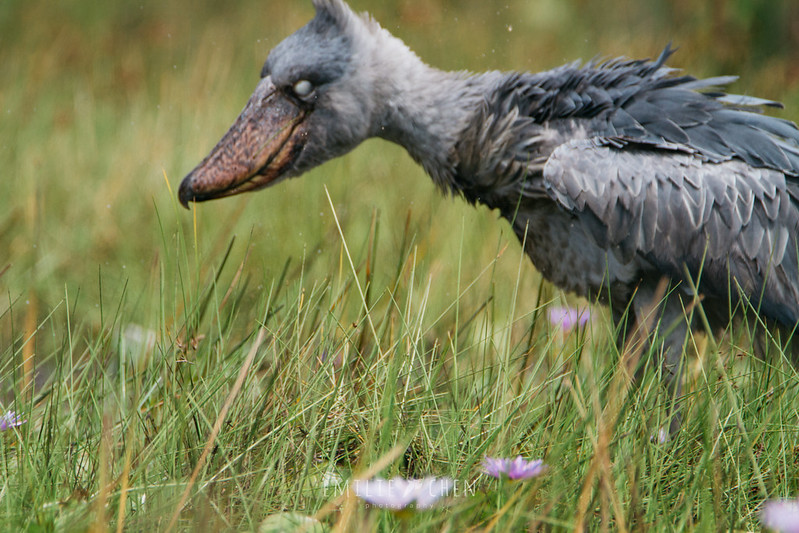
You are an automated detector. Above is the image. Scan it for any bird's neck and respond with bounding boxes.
[362,31,488,190]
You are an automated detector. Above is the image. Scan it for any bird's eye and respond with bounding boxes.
[292,79,313,98]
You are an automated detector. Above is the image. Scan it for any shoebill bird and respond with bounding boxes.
[179,0,799,418]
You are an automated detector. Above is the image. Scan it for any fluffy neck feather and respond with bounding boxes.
[345,12,490,189]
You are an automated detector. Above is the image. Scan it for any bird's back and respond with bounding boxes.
[454,47,799,327]
[514,46,799,175]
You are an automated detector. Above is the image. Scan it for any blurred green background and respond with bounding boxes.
[1,0,798,356]
[1,1,798,529]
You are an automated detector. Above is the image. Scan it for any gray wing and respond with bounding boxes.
[543,139,799,326]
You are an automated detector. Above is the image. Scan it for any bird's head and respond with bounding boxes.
[179,0,387,207]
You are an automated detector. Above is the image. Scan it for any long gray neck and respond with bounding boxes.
[376,71,485,188]
[357,27,489,189]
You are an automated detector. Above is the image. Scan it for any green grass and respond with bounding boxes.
[2,0,799,531]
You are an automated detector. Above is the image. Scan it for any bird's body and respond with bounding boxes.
[443,58,799,324]
[179,0,799,400]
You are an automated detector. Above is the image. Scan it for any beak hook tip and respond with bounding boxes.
[178,178,195,209]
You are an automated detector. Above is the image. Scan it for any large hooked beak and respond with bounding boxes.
[178,77,308,208]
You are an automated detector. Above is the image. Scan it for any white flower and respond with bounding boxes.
[762,499,799,533]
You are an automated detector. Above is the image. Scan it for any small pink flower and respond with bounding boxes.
[0,411,25,431]
[548,306,591,331]
[351,477,453,510]
[483,456,546,481]
[762,499,799,532]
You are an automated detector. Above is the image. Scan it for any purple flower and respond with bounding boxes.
[483,456,547,481]
[548,306,591,331]
[762,499,799,532]
[0,411,25,431]
[351,477,454,510]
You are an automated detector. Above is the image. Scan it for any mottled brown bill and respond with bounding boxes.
[178,78,307,208]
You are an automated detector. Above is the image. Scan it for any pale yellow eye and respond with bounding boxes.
[293,79,313,97]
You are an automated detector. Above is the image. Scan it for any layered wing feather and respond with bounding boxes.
[517,45,799,177]
[543,140,799,326]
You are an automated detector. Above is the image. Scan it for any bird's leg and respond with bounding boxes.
[747,313,799,364]
[653,296,691,436]
[619,280,690,437]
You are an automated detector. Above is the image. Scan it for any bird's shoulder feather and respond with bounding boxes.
[543,139,799,324]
